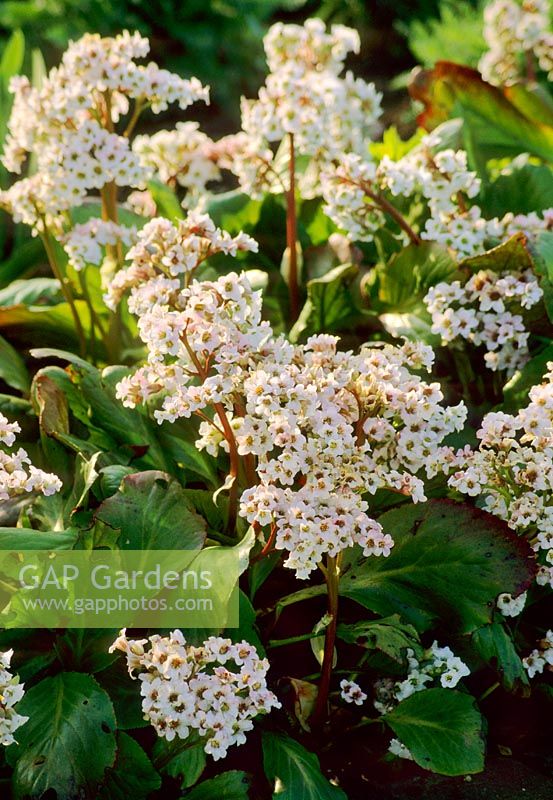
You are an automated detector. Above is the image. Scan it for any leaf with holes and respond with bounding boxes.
[10,672,116,800]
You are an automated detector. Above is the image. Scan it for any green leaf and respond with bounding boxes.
[337,615,422,663]
[471,622,528,690]
[96,659,149,731]
[384,688,485,776]
[0,30,24,82]
[153,738,206,789]
[0,278,62,307]
[369,126,425,161]
[460,232,534,274]
[480,164,553,217]
[0,301,97,354]
[0,333,29,392]
[0,528,77,550]
[94,470,207,550]
[99,732,161,800]
[405,5,485,70]
[207,190,262,234]
[0,240,45,288]
[410,62,553,164]
[10,672,117,800]
[185,770,251,800]
[503,343,553,411]
[148,179,185,220]
[262,732,347,800]
[367,241,458,313]
[340,499,535,633]
[290,263,359,342]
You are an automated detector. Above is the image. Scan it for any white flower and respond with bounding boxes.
[0,650,28,746]
[340,679,367,705]
[497,592,527,618]
[111,630,280,760]
[389,737,414,760]
[0,412,62,501]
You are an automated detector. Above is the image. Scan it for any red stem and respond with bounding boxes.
[311,555,340,727]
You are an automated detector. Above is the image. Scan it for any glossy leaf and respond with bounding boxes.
[385,688,485,776]
[10,672,117,800]
[262,732,347,800]
[94,470,207,550]
[290,263,359,342]
[410,61,553,164]
[0,333,29,392]
[99,733,161,800]
[340,500,535,633]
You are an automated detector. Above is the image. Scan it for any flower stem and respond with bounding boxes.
[311,554,340,727]
[213,402,240,535]
[286,132,300,321]
[362,183,422,245]
[40,227,87,358]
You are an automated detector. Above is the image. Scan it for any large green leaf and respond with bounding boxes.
[185,770,251,800]
[0,333,29,392]
[10,672,117,800]
[471,622,528,691]
[384,688,485,776]
[480,164,553,217]
[339,500,535,633]
[410,62,553,164]
[262,732,347,800]
[290,263,359,342]
[94,470,207,550]
[99,732,161,800]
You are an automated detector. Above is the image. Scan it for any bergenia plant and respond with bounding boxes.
[0,7,551,799]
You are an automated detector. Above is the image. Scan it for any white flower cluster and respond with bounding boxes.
[112,214,467,578]
[0,31,208,232]
[424,268,542,374]
[110,629,280,760]
[0,412,62,501]
[447,364,553,587]
[228,18,382,199]
[0,650,27,746]
[480,0,553,86]
[133,122,220,208]
[497,590,527,617]
[374,641,471,714]
[321,139,482,254]
[321,135,553,256]
[62,219,138,272]
[340,679,367,705]
[104,211,258,311]
[522,630,553,678]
